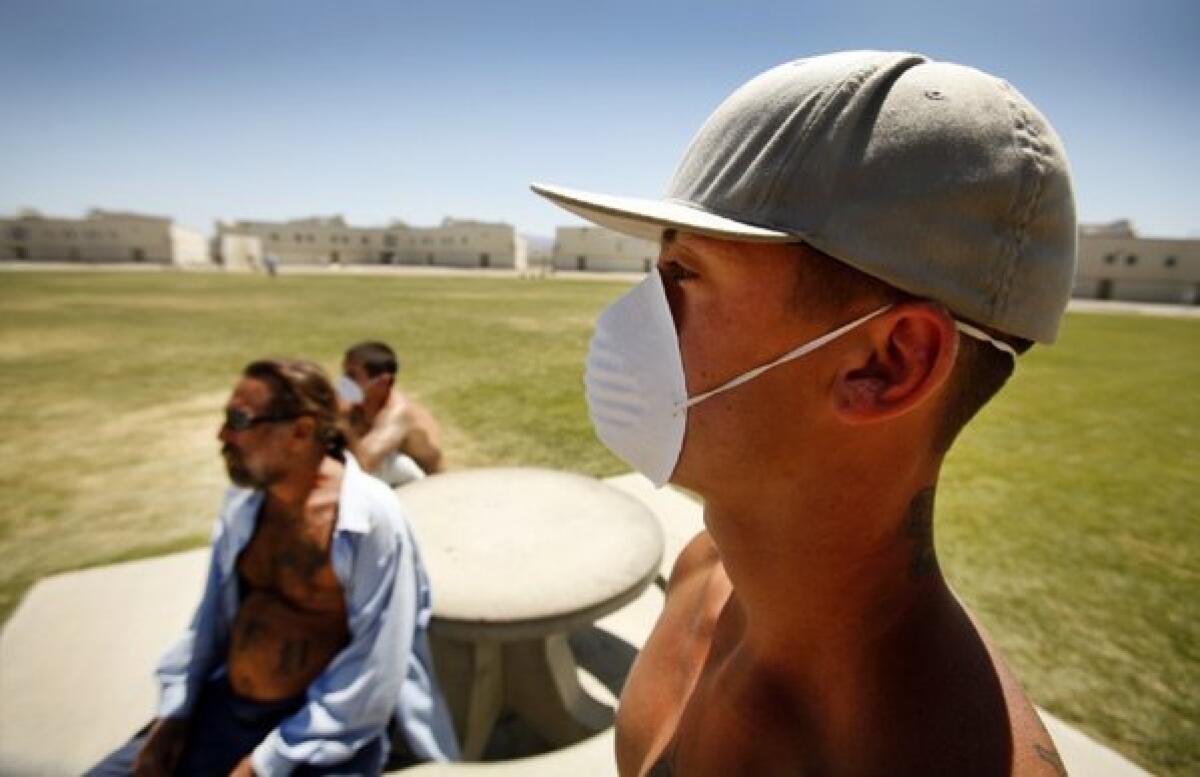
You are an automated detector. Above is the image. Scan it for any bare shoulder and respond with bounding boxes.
[615,531,730,777]
[967,613,1070,776]
[666,529,722,592]
[384,391,439,434]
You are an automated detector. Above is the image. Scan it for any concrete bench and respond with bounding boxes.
[0,474,1149,776]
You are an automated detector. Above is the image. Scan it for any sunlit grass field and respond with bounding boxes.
[0,269,1196,774]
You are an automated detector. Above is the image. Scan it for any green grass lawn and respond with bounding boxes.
[1,269,1195,774]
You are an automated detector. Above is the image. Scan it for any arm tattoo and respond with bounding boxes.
[903,487,938,580]
[1034,743,1068,776]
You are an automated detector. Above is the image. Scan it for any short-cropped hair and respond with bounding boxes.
[345,341,399,378]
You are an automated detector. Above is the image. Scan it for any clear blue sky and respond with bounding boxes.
[1,0,1196,238]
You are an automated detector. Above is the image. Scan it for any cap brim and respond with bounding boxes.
[530,182,796,244]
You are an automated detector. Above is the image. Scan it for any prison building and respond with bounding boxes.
[1,208,208,265]
[216,216,527,271]
[1075,221,1199,305]
[552,226,659,272]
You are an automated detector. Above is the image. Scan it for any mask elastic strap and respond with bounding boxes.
[955,321,1018,359]
[682,305,893,410]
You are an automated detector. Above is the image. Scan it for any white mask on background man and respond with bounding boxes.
[584,269,891,487]
[335,375,365,404]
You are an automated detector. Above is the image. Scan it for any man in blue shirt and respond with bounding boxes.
[87,358,458,776]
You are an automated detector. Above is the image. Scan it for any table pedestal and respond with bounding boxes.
[432,632,614,760]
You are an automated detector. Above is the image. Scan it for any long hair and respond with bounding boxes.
[242,358,347,461]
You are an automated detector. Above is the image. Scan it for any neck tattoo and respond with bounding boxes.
[903,487,938,580]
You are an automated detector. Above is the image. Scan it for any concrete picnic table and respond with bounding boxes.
[398,468,664,761]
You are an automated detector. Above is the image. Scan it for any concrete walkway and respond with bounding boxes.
[0,475,1150,776]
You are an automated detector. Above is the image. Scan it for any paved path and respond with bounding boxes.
[0,474,1151,776]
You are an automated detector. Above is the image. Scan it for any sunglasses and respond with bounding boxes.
[222,408,302,431]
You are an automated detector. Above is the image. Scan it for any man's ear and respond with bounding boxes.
[831,302,959,424]
[292,415,318,445]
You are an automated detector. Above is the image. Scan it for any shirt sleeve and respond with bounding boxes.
[251,505,416,776]
[155,515,230,720]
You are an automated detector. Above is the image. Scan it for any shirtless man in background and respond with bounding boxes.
[337,341,444,486]
[534,51,1076,775]
[87,358,457,776]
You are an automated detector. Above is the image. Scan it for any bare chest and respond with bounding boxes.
[236,508,345,613]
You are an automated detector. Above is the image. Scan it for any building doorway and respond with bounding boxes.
[479,252,490,268]
[1097,279,1113,300]
[131,248,145,262]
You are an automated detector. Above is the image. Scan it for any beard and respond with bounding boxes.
[222,446,281,489]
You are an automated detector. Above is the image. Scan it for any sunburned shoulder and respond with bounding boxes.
[665,530,722,592]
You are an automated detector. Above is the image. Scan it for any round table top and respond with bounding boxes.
[398,467,664,640]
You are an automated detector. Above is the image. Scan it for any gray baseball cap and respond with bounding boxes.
[532,50,1077,343]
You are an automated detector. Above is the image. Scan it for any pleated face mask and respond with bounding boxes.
[584,269,1017,487]
[584,269,893,486]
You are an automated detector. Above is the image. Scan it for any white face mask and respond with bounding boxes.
[584,269,1015,487]
[335,374,365,404]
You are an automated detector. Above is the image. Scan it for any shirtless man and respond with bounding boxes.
[533,51,1076,775]
[87,358,457,776]
[337,341,444,486]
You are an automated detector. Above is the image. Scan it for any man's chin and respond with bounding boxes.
[224,465,260,489]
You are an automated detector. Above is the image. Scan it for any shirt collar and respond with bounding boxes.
[226,453,373,538]
[335,452,373,534]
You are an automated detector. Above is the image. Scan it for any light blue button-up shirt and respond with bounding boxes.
[154,454,460,775]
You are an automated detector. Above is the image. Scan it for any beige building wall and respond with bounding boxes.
[389,219,525,270]
[217,233,264,272]
[169,224,210,266]
[552,225,658,272]
[0,209,204,264]
[218,216,525,271]
[216,217,380,266]
[1075,221,1199,304]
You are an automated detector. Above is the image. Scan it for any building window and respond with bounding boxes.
[362,236,370,245]
[1125,254,1138,266]
[461,236,469,245]
[295,234,303,243]
[1165,256,1178,268]
[271,233,280,241]
[9,226,27,241]
[1103,253,1116,265]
